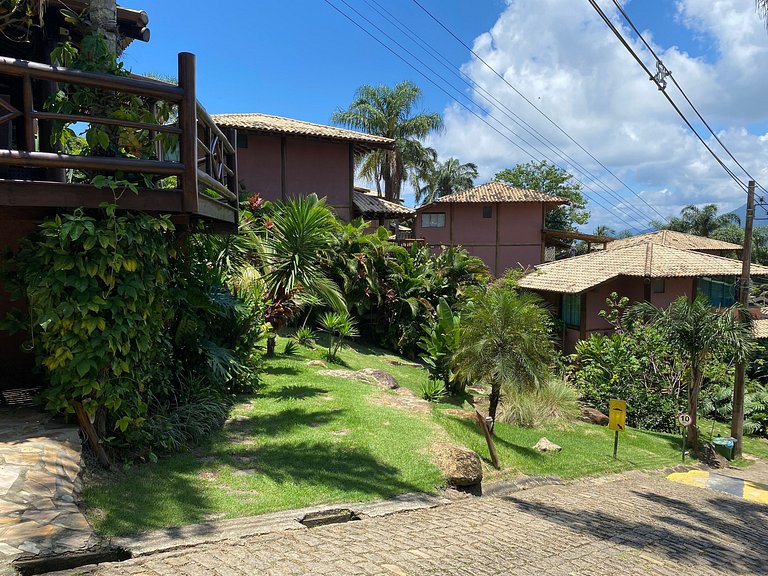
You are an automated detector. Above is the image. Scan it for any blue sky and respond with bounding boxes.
[126,1,768,232]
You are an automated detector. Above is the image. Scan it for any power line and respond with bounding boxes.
[362,0,664,227]
[587,0,750,195]
[610,0,768,197]
[323,0,649,232]
[410,0,670,223]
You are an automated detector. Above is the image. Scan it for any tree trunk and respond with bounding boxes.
[266,333,276,357]
[488,379,501,434]
[88,0,119,54]
[390,151,401,202]
[687,363,703,450]
[383,151,394,201]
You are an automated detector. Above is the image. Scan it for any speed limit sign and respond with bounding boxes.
[678,413,692,427]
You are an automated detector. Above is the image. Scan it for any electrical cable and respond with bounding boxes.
[323,0,649,232]
[410,0,671,222]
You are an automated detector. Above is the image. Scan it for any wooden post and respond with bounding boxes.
[475,409,500,469]
[178,52,198,213]
[72,400,110,468]
[731,180,755,458]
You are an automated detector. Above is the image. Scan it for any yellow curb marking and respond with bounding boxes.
[667,470,768,504]
[667,469,710,489]
[743,481,768,505]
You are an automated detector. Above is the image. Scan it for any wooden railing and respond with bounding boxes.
[0,52,238,228]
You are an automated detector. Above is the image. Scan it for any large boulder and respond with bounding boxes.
[431,443,483,486]
[580,406,609,426]
[533,437,562,453]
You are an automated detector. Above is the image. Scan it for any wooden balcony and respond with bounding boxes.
[0,52,238,232]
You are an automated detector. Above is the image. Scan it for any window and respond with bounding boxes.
[236,132,248,149]
[421,212,446,228]
[561,294,581,328]
[653,278,665,293]
[482,205,492,218]
[698,276,736,307]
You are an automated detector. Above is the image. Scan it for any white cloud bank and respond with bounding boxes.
[428,0,768,232]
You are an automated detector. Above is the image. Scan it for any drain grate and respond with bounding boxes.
[299,508,360,528]
[13,546,131,576]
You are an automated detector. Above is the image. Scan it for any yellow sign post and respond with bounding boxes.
[608,399,627,458]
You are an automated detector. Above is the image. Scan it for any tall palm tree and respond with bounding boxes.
[332,81,443,202]
[759,0,768,29]
[260,194,346,355]
[626,295,753,449]
[416,157,479,205]
[658,204,740,237]
[452,285,555,430]
[593,225,616,238]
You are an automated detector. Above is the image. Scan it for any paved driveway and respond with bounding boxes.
[56,465,768,576]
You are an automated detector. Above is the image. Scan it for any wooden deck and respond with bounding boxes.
[0,53,238,231]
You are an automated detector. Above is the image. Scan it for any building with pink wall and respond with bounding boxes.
[519,237,768,353]
[212,113,394,222]
[413,182,568,276]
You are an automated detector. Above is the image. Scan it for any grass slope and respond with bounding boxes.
[82,335,768,536]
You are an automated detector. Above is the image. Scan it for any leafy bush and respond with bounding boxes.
[570,295,686,433]
[498,378,580,427]
[294,326,316,347]
[701,372,768,437]
[282,340,299,356]
[420,379,447,402]
[319,311,359,361]
[418,298,464,395]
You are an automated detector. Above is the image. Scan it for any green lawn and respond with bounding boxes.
[81,335,768,536]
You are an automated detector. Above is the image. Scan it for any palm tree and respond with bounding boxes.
[260,194,346,355]
[452,285,555,430]
[88,0,119,53]
[332,81,443,202]
[626,295,753,449]
[758,1,768,29]
[593,225,616,238]
[657,204,740,237]
[416,157,479,205]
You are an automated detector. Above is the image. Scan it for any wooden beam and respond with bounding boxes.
[178,52,198,213]
[0,149,184,175]
[475,410,500,469]
[0,180,184,211]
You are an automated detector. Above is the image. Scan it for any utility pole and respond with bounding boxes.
[731,180,755,458]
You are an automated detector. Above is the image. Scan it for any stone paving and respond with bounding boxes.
[52,465,768,576]
[0,407,96,572]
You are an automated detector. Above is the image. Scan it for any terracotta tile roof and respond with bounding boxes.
[606,230,741,252]
[518,243,768,294]
[754,319,768,339]
[211,113,394,152]
[424,181,569,206]
[353,188,414,218]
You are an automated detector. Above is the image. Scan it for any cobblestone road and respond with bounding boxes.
[64,467,768,576]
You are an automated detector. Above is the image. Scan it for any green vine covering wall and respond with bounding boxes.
[3,205,175,436]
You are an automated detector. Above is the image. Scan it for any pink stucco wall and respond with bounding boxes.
[236,132,352,221]
[414,201,546,276]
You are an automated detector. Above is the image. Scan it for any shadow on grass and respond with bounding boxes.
[438,391,474,408]
[224,407,344,438]
[441,413,544,464]
[89,440,425,537]
[263,384,329,402]
[263,366,302,376]
[499,487,768,573]
[640,429,687,451]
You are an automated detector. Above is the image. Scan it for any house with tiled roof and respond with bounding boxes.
[413,181,569,275]
[518,237,766,352]
[605,229,742,255]
[212,113,394,222]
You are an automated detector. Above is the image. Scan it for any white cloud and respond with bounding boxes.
[428,0,768,232]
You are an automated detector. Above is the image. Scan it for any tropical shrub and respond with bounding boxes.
[420,379,447,402]
[453,283,556,426]
[498,378,580,427]
[2,206,175,441]
[294,326,316,347]
[319,311,359,361]
[418,298,464,395]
